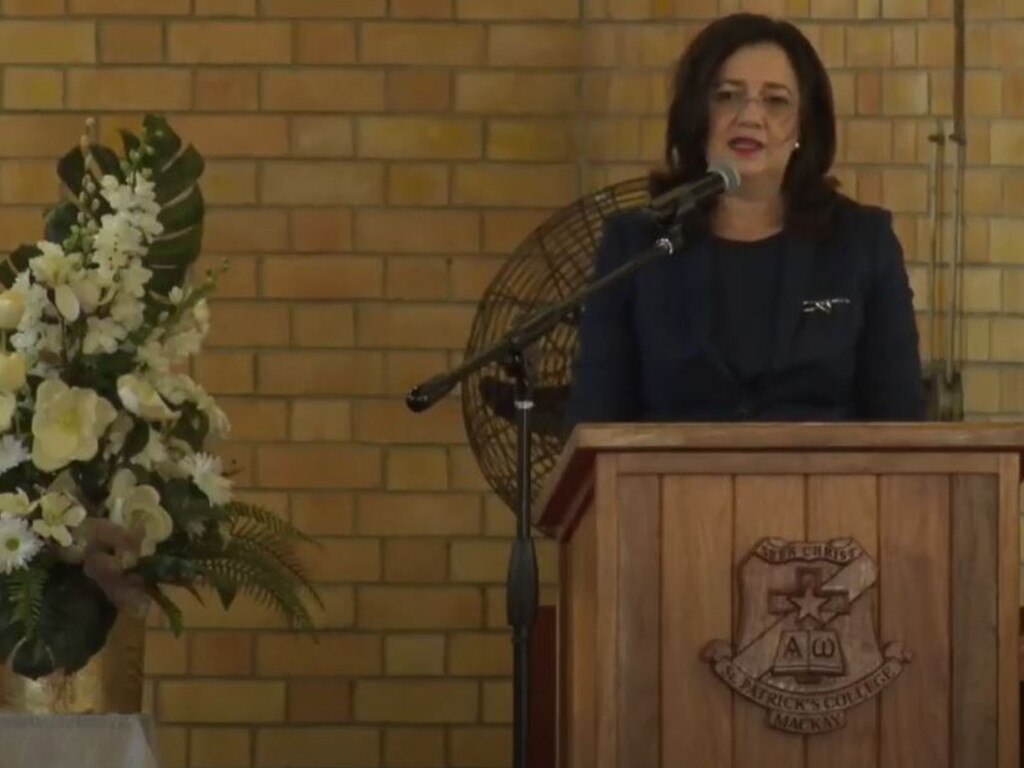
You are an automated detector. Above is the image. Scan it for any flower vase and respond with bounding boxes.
[2,611,146,714]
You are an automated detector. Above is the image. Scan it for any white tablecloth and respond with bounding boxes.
[0,713,159,768]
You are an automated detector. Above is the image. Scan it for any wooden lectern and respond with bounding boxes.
[534,423,1023,768]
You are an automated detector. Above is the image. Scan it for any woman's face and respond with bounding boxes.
[704,42,801,192]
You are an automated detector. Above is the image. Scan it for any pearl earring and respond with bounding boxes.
[794,140,801,149]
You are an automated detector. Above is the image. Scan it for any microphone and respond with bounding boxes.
[648,163,741,219]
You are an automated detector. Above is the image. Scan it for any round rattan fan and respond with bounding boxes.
[461,177,650,511]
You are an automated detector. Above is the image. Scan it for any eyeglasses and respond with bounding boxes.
[709,89,797,121]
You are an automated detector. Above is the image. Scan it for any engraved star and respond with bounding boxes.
[789,584,828,623]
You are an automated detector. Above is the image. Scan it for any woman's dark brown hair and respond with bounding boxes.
[651,13,839,239]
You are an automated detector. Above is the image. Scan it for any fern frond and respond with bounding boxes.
[226,524,319,604]
[193,544,316,631]
[4,568,48,638]
[220,501,321,608]
[225,501,316,544]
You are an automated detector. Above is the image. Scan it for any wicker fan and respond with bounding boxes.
[461,177,651,511]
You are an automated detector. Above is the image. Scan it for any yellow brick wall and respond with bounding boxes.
[0,0,1019,766]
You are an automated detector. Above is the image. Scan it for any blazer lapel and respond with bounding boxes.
[771,232,817,370]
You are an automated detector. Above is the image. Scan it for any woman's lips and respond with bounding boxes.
[728,138,764,156]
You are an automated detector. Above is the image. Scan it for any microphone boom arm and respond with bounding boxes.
[406,228,682,413]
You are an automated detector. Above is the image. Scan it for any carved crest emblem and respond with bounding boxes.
[703,537,910,734]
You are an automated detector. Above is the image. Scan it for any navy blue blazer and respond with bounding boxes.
[565,197,926,426]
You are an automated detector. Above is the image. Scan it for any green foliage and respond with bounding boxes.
[3,564,116,678]
[2,568,48,640]
[146,586,184,636]
[0,244,39,290]
[142,115,205,295]
[194,501,320,631]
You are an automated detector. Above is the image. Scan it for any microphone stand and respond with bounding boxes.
[406,216,686,768]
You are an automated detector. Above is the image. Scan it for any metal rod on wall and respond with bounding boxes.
[948,0,967,382]
[927,119,946,371]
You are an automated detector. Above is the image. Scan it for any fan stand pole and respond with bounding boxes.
[506,347,539,768]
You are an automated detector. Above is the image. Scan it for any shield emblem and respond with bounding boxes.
[704,537,911,734]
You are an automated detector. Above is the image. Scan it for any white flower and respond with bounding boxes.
[137,338,171,373]
[155,376,227,440]
[54,283,80,321]
[98,176,163,243]
[9,285,49,364]
[0,288,26,329]
[10,283,48,349]
[119,260,153,299]
[0,517,41,574]
[99,176,135,214]
[83,316,127,355]
[117,374,176,422]
[109,294,145,332]
[93,216,143,263]
[0,435,30,476]
[133,427,168,471]
[19,281,50,324]
[153,373,193,406]
[32,492,86,548]
[105,469,173,556]
[0,352,26,393]
[180,452,232,506]
[0,489,32,518]
[165,329,202,361]
[192,299,210,332]
[58,272,104,321]
[31,379,117,472]
[135,216,163,243]
[132,174,159,202]
[30,243,81,288]
[105,228,142,261]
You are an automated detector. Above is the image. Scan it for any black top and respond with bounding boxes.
[710,233,786,385]
[565,195,927,426]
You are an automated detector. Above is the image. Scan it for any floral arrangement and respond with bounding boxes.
[0,115,316,679]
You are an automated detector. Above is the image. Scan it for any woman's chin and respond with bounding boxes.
[730,153,768,174]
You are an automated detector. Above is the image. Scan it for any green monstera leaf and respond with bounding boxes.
[39,114,205,297]
[0,244,40,289]
[139,114,206,295]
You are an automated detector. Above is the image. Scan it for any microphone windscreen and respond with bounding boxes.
[709,163,741,193]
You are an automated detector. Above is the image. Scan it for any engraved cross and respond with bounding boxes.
[768,567,851,627]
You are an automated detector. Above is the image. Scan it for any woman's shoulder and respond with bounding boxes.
[819,195,907,282]
[601,208,663,241]
[592,209,665,270]
[826,193,895,238]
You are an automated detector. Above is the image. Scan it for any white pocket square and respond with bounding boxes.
[801,297,851,315]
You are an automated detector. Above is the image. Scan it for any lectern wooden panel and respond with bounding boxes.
[535,425,1022,768]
